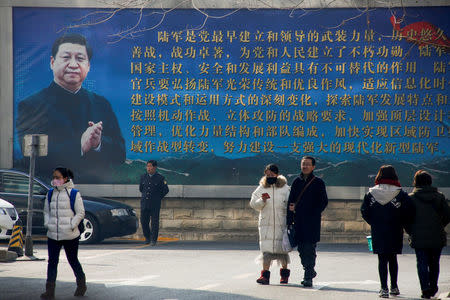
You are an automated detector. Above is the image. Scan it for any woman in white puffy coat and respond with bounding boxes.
[41,167,86,300]
[250,164,291,285]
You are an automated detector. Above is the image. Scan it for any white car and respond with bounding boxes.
[0,198,19,240]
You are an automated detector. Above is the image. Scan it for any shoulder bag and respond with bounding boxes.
[287,176,316,248]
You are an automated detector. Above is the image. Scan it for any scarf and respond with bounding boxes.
[375,178,401,187]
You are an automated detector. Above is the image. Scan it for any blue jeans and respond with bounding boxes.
[47,237,85,282]
[415,248,442,293]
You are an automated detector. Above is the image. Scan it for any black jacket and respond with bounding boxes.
[16,82,125,182]
[407,186,450,249]
[361,186,414,254]
[287,173,328,243]
[140,172,169,210]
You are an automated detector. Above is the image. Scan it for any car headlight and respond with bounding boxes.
[110,208,128,216]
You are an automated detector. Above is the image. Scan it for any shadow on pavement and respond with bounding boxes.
[317,243,450,255]
[107,241,450,255]
[318,286,380,294]
[278,283,379,294]
[318,286,424,300]
[81,240,260,251]
[2,239,449,255]
[2,277,264,300]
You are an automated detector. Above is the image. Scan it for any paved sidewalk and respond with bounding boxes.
[0,240,449,300]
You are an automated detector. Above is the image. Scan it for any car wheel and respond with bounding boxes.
[79,214,101,244]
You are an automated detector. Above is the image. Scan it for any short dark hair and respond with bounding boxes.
[52,33,93,61]
[147,160,157,167]
[53,166,74,181]
[264,163,279,175]
[413,170,432,187]
[301,156,316,166]
[375,165,398,183]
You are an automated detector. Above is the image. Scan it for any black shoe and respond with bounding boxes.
[301,269,316,287]
[379,288,389,298]
[151,241,157,246]
[421,288,432,299]
[430,286,438,297]
[144,239,151,244]
[74,276,87,297]
[390,287,400,295]
[40,282,55,300]
[301,279,313,287]
[304,269,317,279]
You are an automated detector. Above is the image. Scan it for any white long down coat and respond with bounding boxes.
[250,175,290,254]
[44,180,85,241]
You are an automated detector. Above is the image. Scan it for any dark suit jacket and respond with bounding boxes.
[16,82,125,182]
[140,172,169,210]
[287,173,328,243]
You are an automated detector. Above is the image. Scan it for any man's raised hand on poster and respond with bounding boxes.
[81,121,103,154]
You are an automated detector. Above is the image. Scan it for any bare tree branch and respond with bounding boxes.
[56,0,449,51]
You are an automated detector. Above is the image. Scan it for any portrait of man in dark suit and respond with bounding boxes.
[16,33,125,182]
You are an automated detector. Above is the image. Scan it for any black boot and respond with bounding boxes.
[301,269,316,287]
[74,275,87,296]
[280,268,290,284]
[421,289,432,299]
[256,270,270,285]
[302,279,313,287]
[40,281,55,300]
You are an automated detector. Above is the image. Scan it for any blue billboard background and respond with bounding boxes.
[13,7,449,185]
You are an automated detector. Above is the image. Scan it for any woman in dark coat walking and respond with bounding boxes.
[406,170,450,299]
[361,165,414,298]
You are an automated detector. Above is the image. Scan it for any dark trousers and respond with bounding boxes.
[415,248,442,293]
[377,253,398,289]
[297,242,317,279]
[47,237,85,283]
[141,209,160,242]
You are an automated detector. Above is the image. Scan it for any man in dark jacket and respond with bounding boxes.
[406,170,450,299]
[287,156,328,287]
[140,160,169,246]
[16,34,125,183]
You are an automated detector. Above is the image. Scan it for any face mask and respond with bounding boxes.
[266,177,277,185]
[51,179,64,187]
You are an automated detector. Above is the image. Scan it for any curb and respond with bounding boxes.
[0,249,18,262]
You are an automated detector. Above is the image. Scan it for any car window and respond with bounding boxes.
[0,172,47,195]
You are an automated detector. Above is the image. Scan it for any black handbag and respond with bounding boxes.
[288,176,316,248]
[78,220,85,234]
[287,225,297,248]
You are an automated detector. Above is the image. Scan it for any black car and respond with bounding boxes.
[0,169,138,244]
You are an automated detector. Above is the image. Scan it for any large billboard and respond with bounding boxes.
[13,7,449,185]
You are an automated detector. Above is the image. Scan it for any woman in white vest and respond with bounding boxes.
[41,167,86,300]
[250,164,291,285]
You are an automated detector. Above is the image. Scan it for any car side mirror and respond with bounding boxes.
[39,187,48,195]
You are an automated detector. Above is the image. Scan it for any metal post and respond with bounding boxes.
[25,135,37,257]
